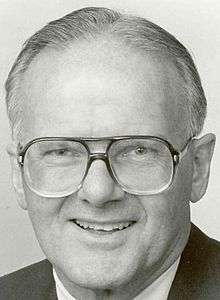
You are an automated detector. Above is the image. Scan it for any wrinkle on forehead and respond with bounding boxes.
[20,38,188,147]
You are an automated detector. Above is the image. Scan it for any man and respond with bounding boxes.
[0,6,219,300]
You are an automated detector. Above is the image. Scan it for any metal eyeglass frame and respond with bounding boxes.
[17,135,193,197]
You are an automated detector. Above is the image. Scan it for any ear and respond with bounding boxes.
[7,142,27,210]
[190,133,216,203]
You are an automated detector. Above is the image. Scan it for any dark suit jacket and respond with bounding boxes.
[0,224,220,299]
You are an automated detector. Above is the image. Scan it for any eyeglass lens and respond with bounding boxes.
[23,138,174,197]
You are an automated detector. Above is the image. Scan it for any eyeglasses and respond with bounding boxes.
[17,136,192,198]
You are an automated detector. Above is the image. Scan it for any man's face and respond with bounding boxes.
[18,40,193,290]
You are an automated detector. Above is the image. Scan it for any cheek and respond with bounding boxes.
[140,179,192,232]
[24,187,65,247]
[159,155,193,222]
[138,160,193,255]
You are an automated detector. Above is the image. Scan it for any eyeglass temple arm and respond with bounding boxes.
[174,137,195,164]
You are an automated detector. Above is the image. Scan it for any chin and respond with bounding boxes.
[72,269,134,290]
[56,256,140,291]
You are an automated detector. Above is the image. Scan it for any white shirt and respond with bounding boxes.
[53,258,180,300]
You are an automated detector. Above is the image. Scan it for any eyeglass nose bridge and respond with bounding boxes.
[84,152,117,184]
[90,152,107,160]
[87,152,109,169]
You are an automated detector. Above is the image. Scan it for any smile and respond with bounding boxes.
[72,219,135,233]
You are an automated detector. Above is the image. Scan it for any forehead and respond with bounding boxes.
[20,38,188,147]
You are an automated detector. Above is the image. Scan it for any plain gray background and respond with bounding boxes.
[0,0,219,276]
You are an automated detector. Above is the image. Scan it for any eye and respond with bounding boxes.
[127,146,158,156]
[45,148,74,157]
[134,147,149,155]
[117,145,159,161]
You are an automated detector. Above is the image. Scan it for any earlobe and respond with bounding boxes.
[190,133,216,203]
[7,142,27,210]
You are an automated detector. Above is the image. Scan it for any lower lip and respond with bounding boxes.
[70,220,136,249]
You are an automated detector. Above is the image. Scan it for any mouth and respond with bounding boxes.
[71,219,136,234]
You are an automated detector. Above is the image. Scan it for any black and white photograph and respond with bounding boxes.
[0,1,219,299]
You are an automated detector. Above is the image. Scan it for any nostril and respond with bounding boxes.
[77,180,125,207]
[78,196,124,209]
[80,197,91,205]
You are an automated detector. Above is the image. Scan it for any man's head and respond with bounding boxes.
[5,7,215,297]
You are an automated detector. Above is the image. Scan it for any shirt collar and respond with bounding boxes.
[53,257,180,300]
[134,257,180,300]
[53,269,76,300]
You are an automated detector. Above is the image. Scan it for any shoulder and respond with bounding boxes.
[0,259,56,300]
[169,224,220,300]
[184,223,220,273]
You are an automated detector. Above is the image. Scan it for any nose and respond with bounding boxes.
[77,159,125,207]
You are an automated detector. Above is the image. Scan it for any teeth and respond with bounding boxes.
[74,220,133,231]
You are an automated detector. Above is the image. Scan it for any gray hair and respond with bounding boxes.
[5,6,207,141]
